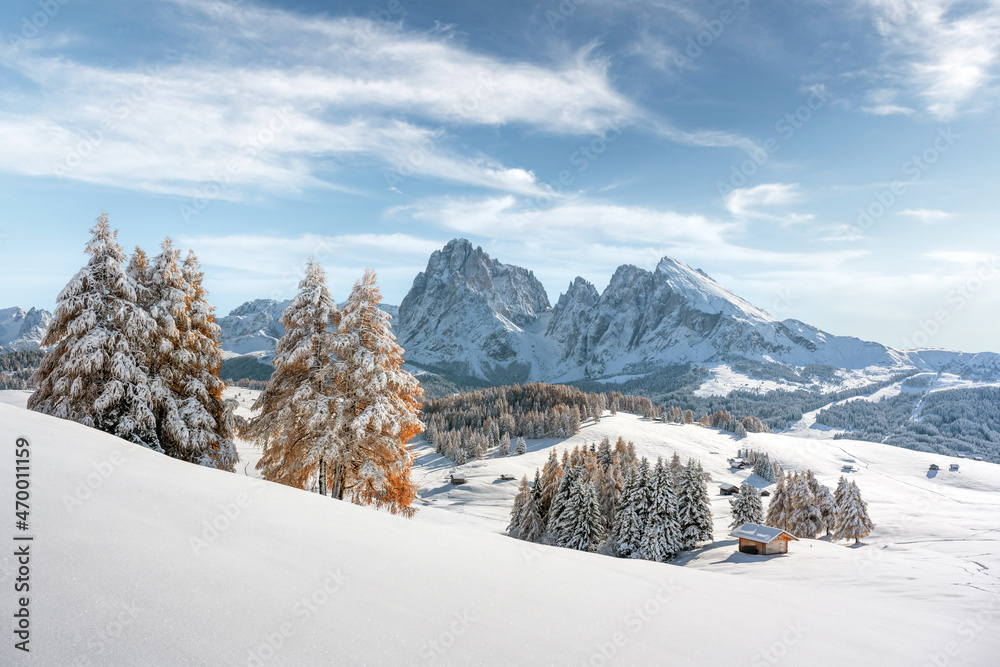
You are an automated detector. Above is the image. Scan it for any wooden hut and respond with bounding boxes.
[729,523,798,555]
[949,464,960,471]
[719,483,739,496]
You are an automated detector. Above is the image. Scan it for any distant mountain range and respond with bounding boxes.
[7,239,1000,394]
[0,307,51,352]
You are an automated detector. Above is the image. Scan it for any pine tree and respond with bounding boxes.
[539,450,562,522]
[29,213,159,449]
[546,466,579,541]
[677,459,713,548]
[805,470,835,536]
[497,432,511,456]
[249,259,344,488]
[507,475,531,538]
[596,459,623,530]
[833,481,874,544]
[559,477,605,551]
[518,470,546,543]
[729,483,764,529]
[765,471,793,532]
[640,458,683,562]
[789,472,823,538]
[515,436,527,455]
[614,468,647,558]
[329,268,424,515]
[144,242,238,471]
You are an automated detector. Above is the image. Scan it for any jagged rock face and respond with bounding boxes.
[216,299,291,354]
[546,277,600,366]
[0,307,52,352]
[396,239,551,381]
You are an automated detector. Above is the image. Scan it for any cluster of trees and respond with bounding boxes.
[738,448,783,483]
[423,383,775,463]
[765,470,873,543]
[706,410,772,438]
[821,386,1000,463]
[243,261,424,516]
[507,439,714,562]
[28,214,237,470]
[0,350,42,389]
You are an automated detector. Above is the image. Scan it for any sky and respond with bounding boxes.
[1,0,999,353]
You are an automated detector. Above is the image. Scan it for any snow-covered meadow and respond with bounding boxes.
[2,390,999,665]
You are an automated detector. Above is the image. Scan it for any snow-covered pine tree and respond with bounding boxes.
[560,477,605,551]
[498,432,511,456]
[539,449,562,522]
[804,470,835,536]
[789,471,824,538]
[677,459,713,547]
[144,242,238,471]
[596,459,623,530]
[765,471,793,532]
[330,268,424,516]
[639,458,683,562]
[729,483,764,529]
[508,475,531,538]
[669,452,683,491]
[29,213,158,449]
[515,436,527,455]
[248,259,344,488]
[833,480,874,544]
[834,475,851,509]
[518,475,546,543]
[614,468,645,558]
[546,466,579,541]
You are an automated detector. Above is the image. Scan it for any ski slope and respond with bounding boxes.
[1,400,999,665]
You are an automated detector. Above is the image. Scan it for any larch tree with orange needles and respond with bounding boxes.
[329,268,423,516]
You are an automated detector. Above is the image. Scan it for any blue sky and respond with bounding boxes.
[1,0,999,353]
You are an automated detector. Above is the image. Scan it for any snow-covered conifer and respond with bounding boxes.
[640,458,682,562]
[677,459,713,548]
[249,259,344,489]
[539,450,562,521]
[765,471,793,533]
[329,268,424,515]
[833,481,874,544]
[729,483,764,529]
[789,472,823,538]
[508,475,530,538]
[30,214,159,449]
[515,436,527,455]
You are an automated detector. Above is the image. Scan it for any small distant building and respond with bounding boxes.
[929,464,940,471]
[449,474,467,485]
[957,454,967,459]
[973,456,984,461]
[719,483,739,496]
[730,523,798,555]
[949,464,960,471]
[760,490,771,497]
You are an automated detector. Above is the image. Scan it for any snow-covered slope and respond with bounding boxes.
[3,402,997,665]
[0,306,51,352]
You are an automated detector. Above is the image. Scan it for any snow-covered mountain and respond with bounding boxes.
[216,299,291,355]
[395,238,553,382]
[0,306,52,352]
[392,240,1000,388]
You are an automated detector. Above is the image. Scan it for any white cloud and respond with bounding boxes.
[723,183,812,223]
[859,0,1000,119]
[0,0,757,199]
[898,208,953,224]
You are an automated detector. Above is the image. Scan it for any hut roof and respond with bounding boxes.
[729,523,798,544]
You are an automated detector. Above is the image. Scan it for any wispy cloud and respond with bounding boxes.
[723,183,812,223]
[859,0,1000,119]
[898,208,953,224]
[0,0,758,200]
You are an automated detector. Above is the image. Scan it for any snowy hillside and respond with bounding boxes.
[4,394,996,665]
[0,307,51,352]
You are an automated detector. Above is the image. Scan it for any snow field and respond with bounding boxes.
[1,401,998,665]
